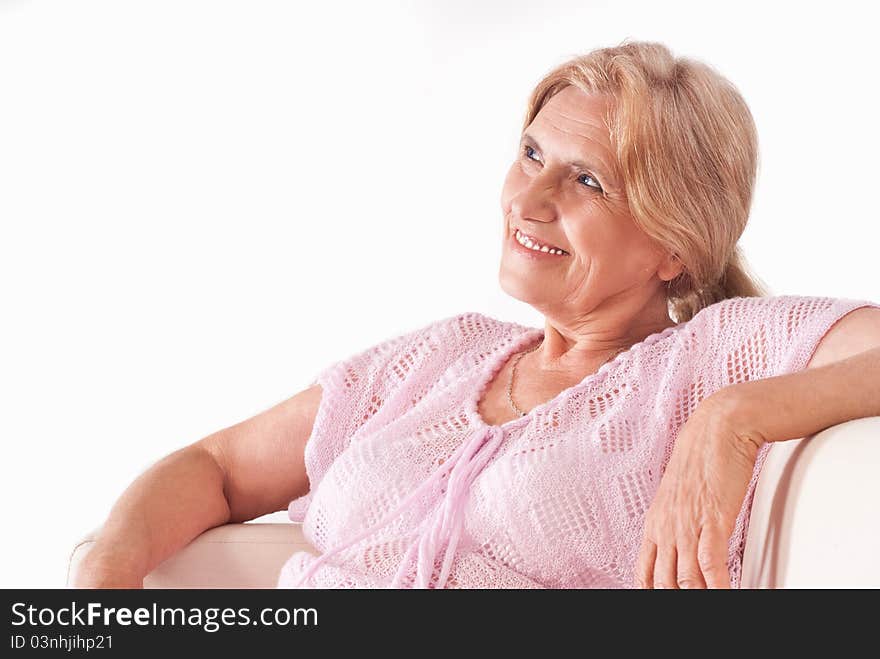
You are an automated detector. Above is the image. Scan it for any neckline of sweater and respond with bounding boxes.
[468,317,691,431]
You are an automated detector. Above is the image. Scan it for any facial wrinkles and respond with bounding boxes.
[506,89,674,376]
[535,116,612,309]
[558,254,590,310]
[540,110,617,191]
[543,266,665,367]
[533,201,644,361]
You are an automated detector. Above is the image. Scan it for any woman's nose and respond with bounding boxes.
[511,174,559,222]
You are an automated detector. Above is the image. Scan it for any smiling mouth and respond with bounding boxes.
[513,228,569,255]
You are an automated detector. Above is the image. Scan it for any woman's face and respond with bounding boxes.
[499,85,678,319]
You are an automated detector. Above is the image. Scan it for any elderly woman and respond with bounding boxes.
[76,41,880,589]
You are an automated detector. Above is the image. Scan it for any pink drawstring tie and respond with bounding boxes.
[289,425,505,589]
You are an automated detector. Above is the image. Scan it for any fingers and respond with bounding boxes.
[697,524,731,589]
[675,532,707,589]
[634,540,656,588]
[636,524,732,589]
[653,543,678,589]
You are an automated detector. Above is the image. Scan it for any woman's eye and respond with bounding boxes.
[577,173,603,192]
[522,145,602,192]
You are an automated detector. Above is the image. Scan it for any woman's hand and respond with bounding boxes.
[634,389,764,589]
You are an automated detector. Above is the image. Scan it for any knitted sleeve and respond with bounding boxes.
[696,294,880,588]
[286,312,468,523]
[704,294,880,386]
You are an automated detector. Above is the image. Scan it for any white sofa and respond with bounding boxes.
[67,416,880,588]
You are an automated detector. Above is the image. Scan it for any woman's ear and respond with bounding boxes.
[657,252,684,283]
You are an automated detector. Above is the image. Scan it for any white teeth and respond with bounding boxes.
[515,229,566,255]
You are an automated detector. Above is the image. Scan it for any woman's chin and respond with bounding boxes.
[498,271,551,305]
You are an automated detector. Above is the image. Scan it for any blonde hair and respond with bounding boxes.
[522,40,769,323]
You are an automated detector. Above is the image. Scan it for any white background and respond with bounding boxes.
[1,0,878,587]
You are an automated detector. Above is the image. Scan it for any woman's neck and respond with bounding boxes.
[530,294,675,374]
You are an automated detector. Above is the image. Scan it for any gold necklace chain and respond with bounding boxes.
[506,342,627,418]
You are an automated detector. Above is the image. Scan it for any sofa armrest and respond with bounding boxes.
[67,522,318,589]
[742,416,880,588]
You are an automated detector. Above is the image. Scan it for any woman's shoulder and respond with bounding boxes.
[412,310,536,345]
[444,310,537,336]
[698,293,825,315]
[336,310,530,372]
[685,293,880,377]
[693,293,876,328]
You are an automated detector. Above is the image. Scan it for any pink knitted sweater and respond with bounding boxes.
[277,295,879,589]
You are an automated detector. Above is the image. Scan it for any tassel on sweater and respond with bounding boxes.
[290,426,504,589]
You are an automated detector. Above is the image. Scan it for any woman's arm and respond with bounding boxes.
[74,383,322,588]
[717,307,880,445]
[718,346,880,446]
[635,307,880,588]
